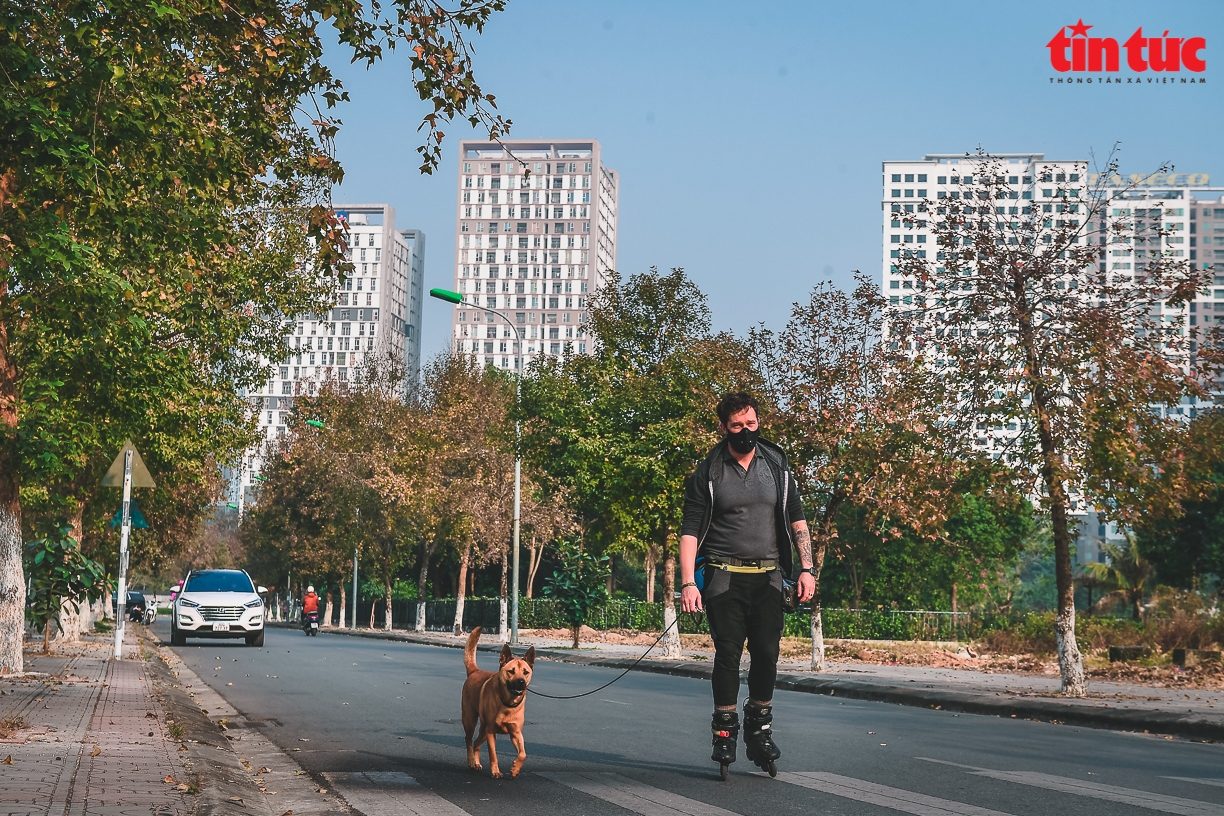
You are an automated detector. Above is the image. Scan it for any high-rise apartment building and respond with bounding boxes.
[230,203,425,508]
[881,154,1223,566]
[450,139,618,369]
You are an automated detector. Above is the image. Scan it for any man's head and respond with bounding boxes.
[307,586,315,594]
[717,392,761,454]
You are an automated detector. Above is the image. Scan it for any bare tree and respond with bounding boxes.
[890,149,1220,696]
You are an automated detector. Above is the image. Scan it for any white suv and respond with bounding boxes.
[171,569,267,647]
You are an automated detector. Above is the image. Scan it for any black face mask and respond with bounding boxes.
[727,426,760,454]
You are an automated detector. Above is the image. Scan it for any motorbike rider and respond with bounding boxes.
[302,586,320,627]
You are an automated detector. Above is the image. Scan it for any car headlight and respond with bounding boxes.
[179,599,200,609]
[243,599,264,609]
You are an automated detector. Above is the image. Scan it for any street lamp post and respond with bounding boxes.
[430,287,524,645]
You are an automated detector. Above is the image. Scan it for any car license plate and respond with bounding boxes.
[212,623,230,632]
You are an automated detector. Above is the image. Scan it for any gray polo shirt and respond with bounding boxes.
[701,447,779,563]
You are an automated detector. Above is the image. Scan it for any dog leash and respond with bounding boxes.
[526,611,702,700]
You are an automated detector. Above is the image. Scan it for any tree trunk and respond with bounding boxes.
[369,599,377,629]
[323,590,334,628]
[951,582,958,615]
[416,540,432,632]
[606,554,615,597]
[644,543,658,603]
[499,547,509,643]
[571,624,579,649]
[810,506,834,672]
[1132,594,1142,621]
[526,537,542,599]
[0,290,25,675]
[384,577,393,630]
[660,536,681,659]
[338,583,347,629]
[53,502,88,644]
[454,543,470,635]
[1029,382,1085,696]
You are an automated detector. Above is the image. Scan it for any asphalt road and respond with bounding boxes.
[157,621,1224,816]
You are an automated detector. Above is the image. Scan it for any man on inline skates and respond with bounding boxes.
[679,392,815,779]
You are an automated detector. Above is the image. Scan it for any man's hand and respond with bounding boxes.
[681,584,703,613]
[797,571,815,603]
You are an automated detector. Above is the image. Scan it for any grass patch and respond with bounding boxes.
[167,723,186,740]
[92,621,113,633]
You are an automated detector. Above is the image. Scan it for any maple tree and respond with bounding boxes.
[753,273,959,670]
[0,0,510,672]
[889,150,1221,695]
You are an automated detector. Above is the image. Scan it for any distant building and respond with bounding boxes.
[450,139,619,369]
[228,203,425,510]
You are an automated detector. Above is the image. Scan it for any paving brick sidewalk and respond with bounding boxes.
[0,632,189,816]
[1,630,346,816]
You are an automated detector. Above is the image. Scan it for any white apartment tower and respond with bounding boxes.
[451,140,618,369]
[881,154,1222,566]
[231,203,425,508]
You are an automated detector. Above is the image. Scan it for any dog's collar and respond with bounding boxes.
[503,687,527,708]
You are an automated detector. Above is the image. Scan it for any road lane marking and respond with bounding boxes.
[915,759,1224,816]
[537,772,739,816]
[773,772,1016,816]
[1165,779,1224,790]
[324,772,470,816]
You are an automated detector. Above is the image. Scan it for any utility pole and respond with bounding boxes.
[114,450,132,659]
[101,441,155,660]
[429,288,524,644]
[352,549,358,630]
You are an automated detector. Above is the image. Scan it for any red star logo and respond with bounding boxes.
[1067,18,1092,37]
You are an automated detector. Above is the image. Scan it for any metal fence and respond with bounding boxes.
[339,598,999,641]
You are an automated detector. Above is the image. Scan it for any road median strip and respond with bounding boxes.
[264,622,1224,742]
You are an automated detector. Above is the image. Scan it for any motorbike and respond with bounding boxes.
[140,605,157,625]
[303,610,319,636]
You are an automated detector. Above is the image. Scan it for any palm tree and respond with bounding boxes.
[1086,533,1154,621]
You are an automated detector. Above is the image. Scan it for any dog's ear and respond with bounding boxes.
[499,644,512,667]
[524,646,536,668]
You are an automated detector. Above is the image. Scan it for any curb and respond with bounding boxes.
[266,622,1224,742]
[144,640,279,816]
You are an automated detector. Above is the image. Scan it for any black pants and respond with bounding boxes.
[705,572,784,708]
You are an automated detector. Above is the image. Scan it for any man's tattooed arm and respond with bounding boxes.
[792,521,813,570]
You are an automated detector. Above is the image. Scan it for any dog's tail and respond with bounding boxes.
[464,626,482,676]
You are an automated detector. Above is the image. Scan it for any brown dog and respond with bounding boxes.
[461,626,535,778]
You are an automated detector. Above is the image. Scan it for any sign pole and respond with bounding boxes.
[114,450,133,660]
[352,550,358,630]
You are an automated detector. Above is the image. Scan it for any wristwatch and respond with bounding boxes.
[802,567,817,576]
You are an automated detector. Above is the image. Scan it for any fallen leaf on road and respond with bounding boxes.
[146,712,157,719]
[215,666,222,670]
[318,789,327,795]
[228,797,245,805]
[175,784,190,792]
[280,810,294,815]
[257,767,271,774]
[2,755,12,765]
[226,683,233,686]
[164,776,176,784]
[178,745,188,752]
[298,738,309,742]
[91,746,101,757]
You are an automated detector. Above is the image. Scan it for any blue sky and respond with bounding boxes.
[326,0,1223,363]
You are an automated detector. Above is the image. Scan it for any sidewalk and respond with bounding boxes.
[272,623,1224,742]
[0,628,346,816]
